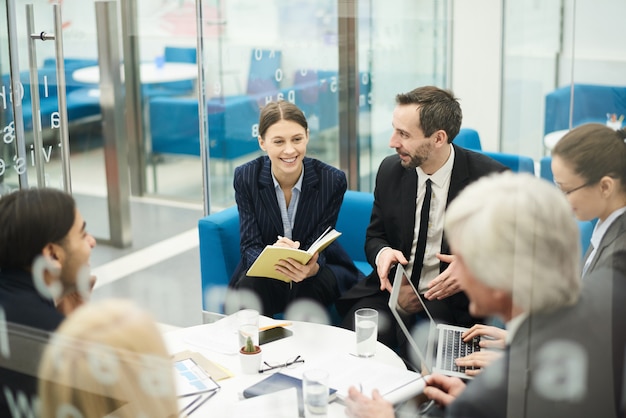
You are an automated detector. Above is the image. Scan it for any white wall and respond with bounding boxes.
[560,0,626,86]
[450,0,503,152]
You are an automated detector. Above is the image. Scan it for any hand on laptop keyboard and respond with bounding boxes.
[455,350,504,377]
[462,324,507,349]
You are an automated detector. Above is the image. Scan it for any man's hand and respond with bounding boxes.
[56,275,96,316]
[274,252,320,283]
[456,350,503,377]
[376,249,408,293]
[422,374,466,407]
[398,279,423,313]
[424,254,462,300]
[462,324,507,349]
[345,386,395,418]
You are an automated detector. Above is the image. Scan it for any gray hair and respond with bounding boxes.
[445,172,581,313]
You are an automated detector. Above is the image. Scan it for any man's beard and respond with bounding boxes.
[400,143,432,169]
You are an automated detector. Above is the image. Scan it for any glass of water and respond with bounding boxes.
[355,308,378,357]
[303,369,329,418]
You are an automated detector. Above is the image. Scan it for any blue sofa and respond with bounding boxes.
[544,84,626,134]
[149,69,370,162]
[1,58,101,134]
[479,150,535,174]
[198,190,374,314]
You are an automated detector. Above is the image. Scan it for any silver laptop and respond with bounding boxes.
[388,264,480,379]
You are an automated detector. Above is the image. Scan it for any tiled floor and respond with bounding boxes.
[68,146,213,328]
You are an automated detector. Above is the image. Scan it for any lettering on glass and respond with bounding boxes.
[31,256,62,301]
[533,339,587,401]
[87,344,120,385]
[139,354,174,397]
[3,387,39,418]
[0,307,9,359]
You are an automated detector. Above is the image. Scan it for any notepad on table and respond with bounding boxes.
[246,227,342,282]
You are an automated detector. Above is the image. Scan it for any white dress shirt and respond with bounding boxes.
[405,146,455,293]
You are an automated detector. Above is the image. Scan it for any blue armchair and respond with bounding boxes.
[480,150,535,174]
[197,190,374,315]
[454,128,482,150]
[545,84,626,135]
[539,156,553,183]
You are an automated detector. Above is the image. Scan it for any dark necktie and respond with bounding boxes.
[411,179,432,287]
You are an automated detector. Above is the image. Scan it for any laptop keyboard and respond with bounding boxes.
[441,329,481,373]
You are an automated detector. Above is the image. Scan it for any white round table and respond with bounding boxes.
[72,62,198,84]
[163,319,410,417]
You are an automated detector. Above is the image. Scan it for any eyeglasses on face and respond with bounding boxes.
[259,355,305,373]
[557,181,593,195]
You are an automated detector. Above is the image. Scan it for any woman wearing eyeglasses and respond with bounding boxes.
[551,123,626,278]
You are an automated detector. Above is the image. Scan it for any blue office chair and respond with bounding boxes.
[578,219,595,257]
[246,49,282,95]
[454,128,482,150]
[481,151,535,174]
[539,156,553,183]
[164,46,197,64]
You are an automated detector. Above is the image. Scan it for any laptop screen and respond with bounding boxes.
[388,264,436,375]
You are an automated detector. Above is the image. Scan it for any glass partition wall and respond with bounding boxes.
[1,0,624,323]
[127,0,452,210]
[0,0,120,244]
[501,0,626,160]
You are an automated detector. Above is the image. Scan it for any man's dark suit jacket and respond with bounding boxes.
[230,156,361,294]
[448,267,625,418]
[0,268,64,417]
[337,145,507,326]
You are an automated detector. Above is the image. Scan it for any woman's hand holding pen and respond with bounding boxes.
[274,235,300,249]
[274,252,320,282]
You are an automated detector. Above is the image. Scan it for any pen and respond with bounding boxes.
[259,322,292,331]
[180,394,202,415]
[178,388,219,398]
[186,390,218,416]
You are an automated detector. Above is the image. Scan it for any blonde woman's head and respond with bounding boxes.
[38,299,177,418]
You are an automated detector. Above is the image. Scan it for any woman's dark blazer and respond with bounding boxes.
[230,156,361,293]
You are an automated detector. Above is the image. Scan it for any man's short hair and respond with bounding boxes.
[395,86,462,142]
[445,172,581,313]
[0,188,76,270]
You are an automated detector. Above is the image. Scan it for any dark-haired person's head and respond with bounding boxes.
[0,188,96,293]
[257,100,310,183]
[395,86,462,143]
[257,100,308,140]
[390,86,463,172]
[552,124,626,222]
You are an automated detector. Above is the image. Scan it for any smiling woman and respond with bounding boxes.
[226,100,362,317]
[551,123,626,278]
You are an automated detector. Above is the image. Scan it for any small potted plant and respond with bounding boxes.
[239,335,262,374]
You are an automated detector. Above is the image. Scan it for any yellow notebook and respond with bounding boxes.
[246,228,342,282]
